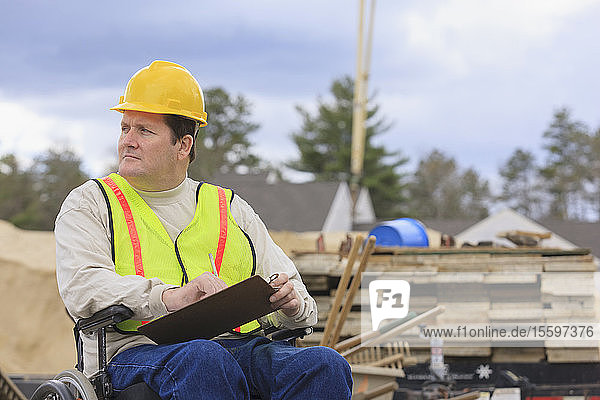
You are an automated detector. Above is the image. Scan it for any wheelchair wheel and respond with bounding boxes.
[30,379,76,400]
[54,369,98,400]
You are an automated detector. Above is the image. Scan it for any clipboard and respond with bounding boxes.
[138,275,277,344]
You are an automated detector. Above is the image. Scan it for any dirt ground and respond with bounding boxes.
[0,220,360,374]
[0,220,74,374]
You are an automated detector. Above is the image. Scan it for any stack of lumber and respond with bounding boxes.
[0,365,27,400]
[293,246,599,363]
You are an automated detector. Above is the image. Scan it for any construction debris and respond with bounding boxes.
[292,243,599,364]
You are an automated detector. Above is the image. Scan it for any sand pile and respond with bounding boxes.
[0,220,75,374]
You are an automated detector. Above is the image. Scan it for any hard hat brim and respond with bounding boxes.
[110,101,207,127]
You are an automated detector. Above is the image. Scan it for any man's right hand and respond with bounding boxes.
[162,272,228,312]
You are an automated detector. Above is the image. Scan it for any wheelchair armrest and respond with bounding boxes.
[76,305,133,335]
[269,326,313,342]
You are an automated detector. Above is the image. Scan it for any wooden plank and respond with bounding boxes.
[492,348,545,363]
[443,347,492,357]
[491,302,543,310]
[544,262,598,272]
[375,247,591,257]
[484,273,539,284]
[340,306,445,357]
[433,272,486,283]
[0,366,28,400]
[366,352,406,368]
[488,264,543,273]
[300,275,330,291]
[330,237,376,346]
[434,302,490,323]
[488,308,543,320]
[543,307,598,319]
[541,274,596,296]
[391,254,427,266]
[292,253,339,275]
[541,294,596,305]
[544,299,597,311]
[546,348,600,363]
[351,364,406,378]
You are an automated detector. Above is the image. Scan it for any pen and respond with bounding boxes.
[208,253,218,276]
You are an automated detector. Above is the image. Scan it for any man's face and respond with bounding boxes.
[118,110,180,191]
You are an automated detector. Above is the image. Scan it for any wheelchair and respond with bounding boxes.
[30,305,313,400]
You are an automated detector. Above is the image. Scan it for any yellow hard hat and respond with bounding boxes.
[111,60,208,127]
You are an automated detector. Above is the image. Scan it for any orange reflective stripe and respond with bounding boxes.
[102,177,144,277]
[214,187,228,275]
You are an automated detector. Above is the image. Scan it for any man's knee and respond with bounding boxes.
[164,340,249,398]
[296,346,353,393]
[303,346,351,374]
[168,339,235,372]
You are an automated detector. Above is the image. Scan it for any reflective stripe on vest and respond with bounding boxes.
[102,176,144,277]
[95,173,259,334]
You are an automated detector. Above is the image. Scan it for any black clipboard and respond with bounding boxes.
[138,275,277,344]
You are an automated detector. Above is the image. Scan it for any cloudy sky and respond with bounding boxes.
[1,0,600,188]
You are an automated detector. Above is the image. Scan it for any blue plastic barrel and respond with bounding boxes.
[368,218,429,247]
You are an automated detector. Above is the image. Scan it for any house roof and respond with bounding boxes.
[455,209,577,249]
[206,172,340,231]
[422,218,480,237]
[536,219,600,258]
[422,209,600,258]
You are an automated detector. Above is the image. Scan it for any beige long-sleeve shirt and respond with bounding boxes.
[55,176,317,376]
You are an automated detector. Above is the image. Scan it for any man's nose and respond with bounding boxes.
[121,129,139,148]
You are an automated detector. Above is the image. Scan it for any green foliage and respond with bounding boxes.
[539,107,591,220]
[188,87,262,180]
[497,107,600,222]
[0,148,88,230]
[460,168,491,219]
[407,149,490,219]
[288,76,409,219]
[498,148,543,218]
[0,154,37,227]
[30,148,89,230]
[587,129,600,219]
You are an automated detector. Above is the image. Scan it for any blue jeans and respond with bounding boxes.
[107,336,353,399]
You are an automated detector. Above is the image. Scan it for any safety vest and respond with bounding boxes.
[93,173,260,334]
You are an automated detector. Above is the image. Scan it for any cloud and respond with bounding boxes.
[0,1,358,96]
[377,0,599,80]
[2,0,600,188]
[0,100,60,164]
[0,90,120,175]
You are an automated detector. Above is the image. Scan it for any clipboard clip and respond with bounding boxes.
[268,273,281,290]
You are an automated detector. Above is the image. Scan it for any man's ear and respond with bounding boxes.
[178,134,194,160]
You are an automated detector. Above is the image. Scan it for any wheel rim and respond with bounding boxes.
[58,376,86,400]
[54,370,98,400]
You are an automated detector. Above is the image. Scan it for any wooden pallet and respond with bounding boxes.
[0,367,27,400]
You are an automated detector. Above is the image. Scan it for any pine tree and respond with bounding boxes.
[407,149,490,219]
[587,129,600,221]
[0,154,37,227]
[27,148,89,230]
[498,148,543,218]
[539,108,590,220]
[188,87,262,180]
[288,76,408,219]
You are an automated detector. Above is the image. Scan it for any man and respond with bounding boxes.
[55,60,352,399]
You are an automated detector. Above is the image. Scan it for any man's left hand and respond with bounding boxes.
[269,272,300,317]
